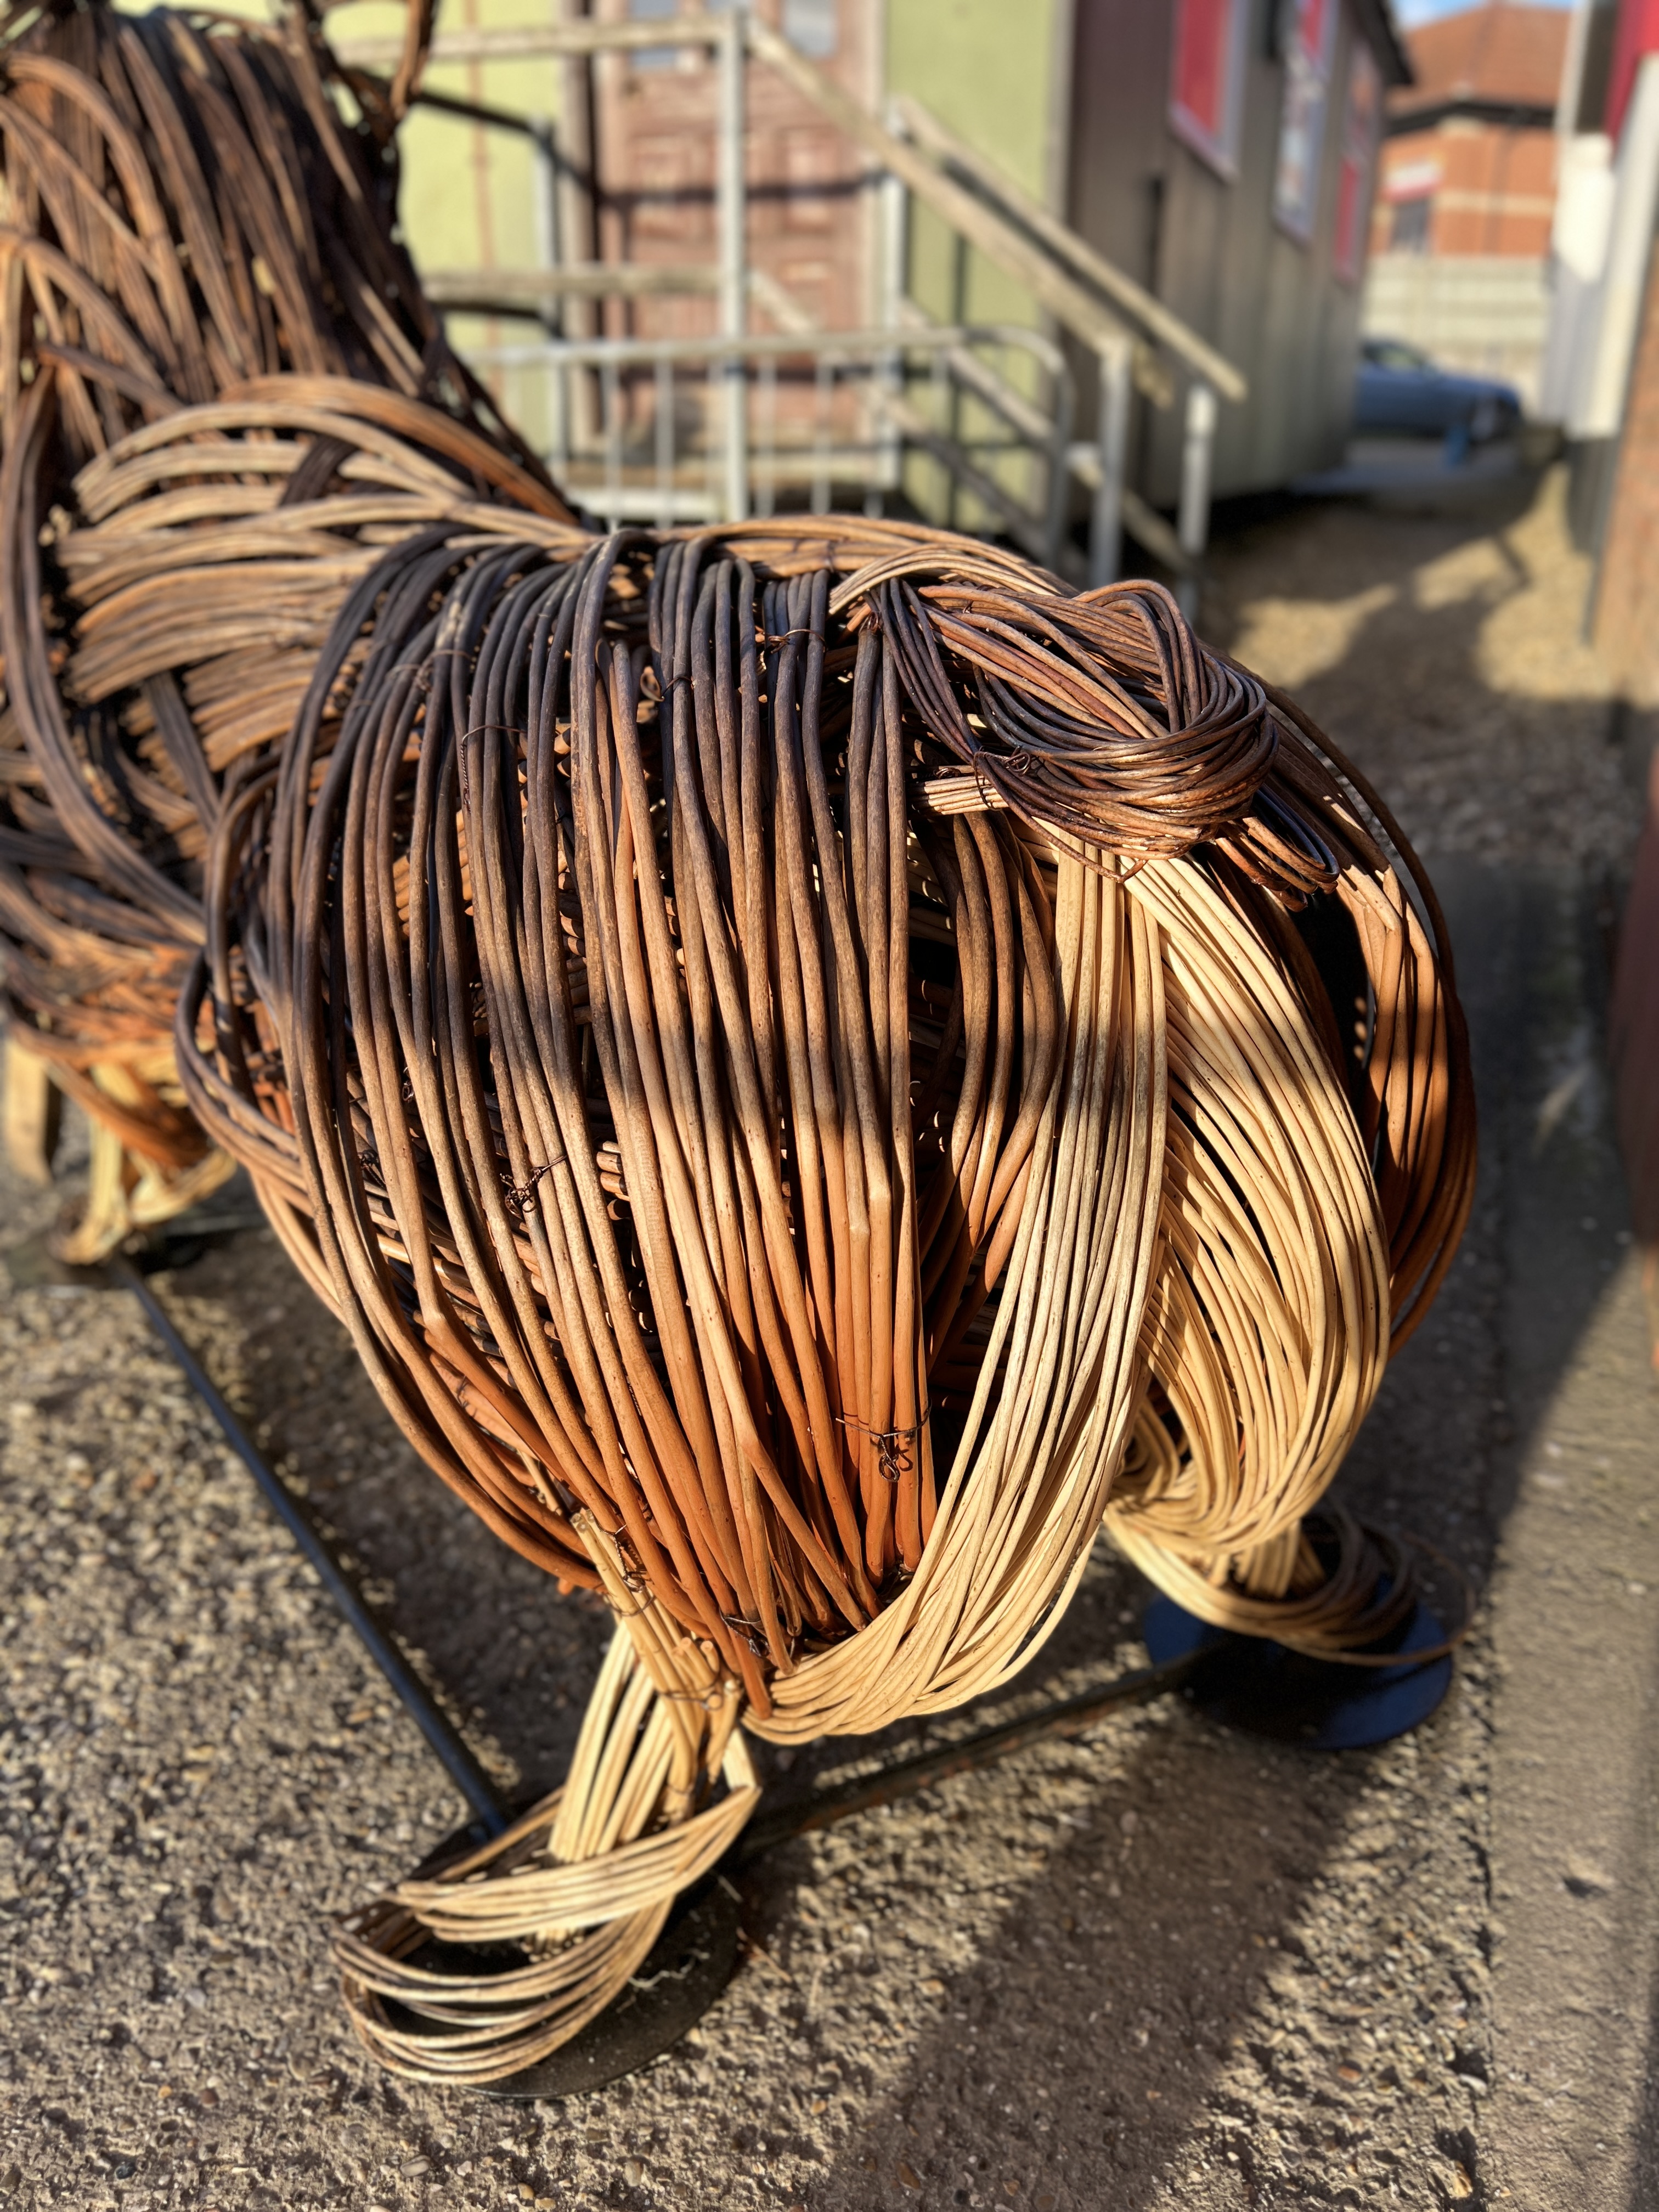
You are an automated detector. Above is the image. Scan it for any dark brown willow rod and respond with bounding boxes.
[0,0,572,1184]
[0,5,1472,1702]
[0,3,1483,2102]
[171,511,1474,1709]
[202,529,1071,1711]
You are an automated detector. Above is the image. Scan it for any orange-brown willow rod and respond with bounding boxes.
[179,516,1473,1685]
[0,0,573,1238]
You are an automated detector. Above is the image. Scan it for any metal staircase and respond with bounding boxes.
[335,5,1249,603]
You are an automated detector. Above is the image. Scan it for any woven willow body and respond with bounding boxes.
[168,511,1469,2080]
[0,7,1474,2091]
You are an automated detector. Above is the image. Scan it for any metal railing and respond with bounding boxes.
[337,6,1248,603]
[467,320,1076,550]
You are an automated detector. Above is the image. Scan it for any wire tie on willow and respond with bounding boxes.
[642,669,692,701]
[662,1680,741,1711]
[502,1163,550,1220]
[407,643,483,700]
[597,1591,653,1622]
[836,1410,930,1485]
[721,1612,777,1658]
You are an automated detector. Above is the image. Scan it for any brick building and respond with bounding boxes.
[1362,1,1571,404]
[356,0,1409,514]
[1372,2,1568,258]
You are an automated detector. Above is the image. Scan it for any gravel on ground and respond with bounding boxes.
[2,461,1653,2212]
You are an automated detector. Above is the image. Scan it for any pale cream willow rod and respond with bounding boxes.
[1106,856,1392,1630]
[323,814,1395,2081]
[336,1532,760,2084]
[159,508,1470,2084]
[332,845,1167,2076]
[755,861,1165,1739]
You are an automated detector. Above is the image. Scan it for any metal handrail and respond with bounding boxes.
[364,5,1229,597]
[467,321,1071,373]
[331,16,730,64]
[337,10,1239,404]
[743,16,1166,407]
[467,323,1077,556]
[890,93,1246,405]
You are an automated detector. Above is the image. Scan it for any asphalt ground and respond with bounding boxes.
[2,463,1655,2211]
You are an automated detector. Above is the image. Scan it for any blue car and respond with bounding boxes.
[1354,338,1522,456]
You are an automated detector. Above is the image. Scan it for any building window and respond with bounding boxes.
[1334,41,1383,280]
[1389,195,1433,253]
[704,0,834,61]
[628,0,679,74]
[1169,0,1249,179]
[782,0,837,60]
[1273,0,1338,242]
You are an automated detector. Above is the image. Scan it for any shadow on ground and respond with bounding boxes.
[3,464,1655,2212]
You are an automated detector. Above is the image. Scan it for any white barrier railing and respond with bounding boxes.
[340,8,1244,601]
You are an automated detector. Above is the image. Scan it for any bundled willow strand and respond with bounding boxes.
[120,494,1468,2077]
[0,374,574,1245]
[0,10,1477,2093]
[0,0,571,1251]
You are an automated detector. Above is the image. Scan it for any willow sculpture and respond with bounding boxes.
[0,0,567,1255]
[0,0,1476,2100]
[172,512,1474,2082]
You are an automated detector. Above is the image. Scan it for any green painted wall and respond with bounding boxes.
[887,0,1062,205]
[887,0,1063,329]
[885,0,1068,531]
[348,0,561,276]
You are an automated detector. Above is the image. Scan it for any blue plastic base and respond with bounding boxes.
[1142,1594,1453,1751]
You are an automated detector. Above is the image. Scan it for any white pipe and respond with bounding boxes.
[1089,341,1132,591]
[716,9,749,523]
[1578,55,1659,441]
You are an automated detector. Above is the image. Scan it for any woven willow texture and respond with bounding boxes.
[172,514,1471,2075]
[0,0,567,1254]
[0,5,1474,2091]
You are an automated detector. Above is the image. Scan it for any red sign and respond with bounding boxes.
[1334,40,1383,283]
[1170,0,1245,176]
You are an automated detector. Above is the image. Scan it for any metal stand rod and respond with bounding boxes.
[1176,379,1217,623]
[109,1256,509,1838]
[736,1651,1199,1864]
[1089,337,1132,590]
[106,1246,1205,1867]
[715,8,749,523]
